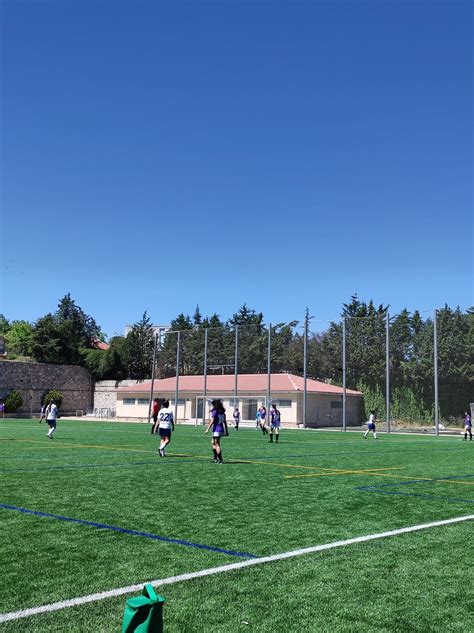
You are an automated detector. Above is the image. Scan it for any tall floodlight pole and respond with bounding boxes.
[342,317,346,432]
[233,325,239,407]
[174,330,181,425]
[203,328,208,425]
[303,311,308,429]
[386,312,390,434]
[267,324,272,409]
[434,309,439,436]
[147,333,159,424]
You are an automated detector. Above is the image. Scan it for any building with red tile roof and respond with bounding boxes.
[116,373,363,428]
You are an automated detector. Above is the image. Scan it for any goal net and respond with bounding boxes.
[193,395,268,426]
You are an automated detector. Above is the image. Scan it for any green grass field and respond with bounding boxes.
[1,419,473,632]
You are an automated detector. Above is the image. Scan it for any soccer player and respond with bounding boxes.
[39,403,46,424]
[269,404,281,443]
[255,408,260,429]
[151,398,161,435]
[45,400,58,439]
[233,407,240,431]
[157,400,174,457]
[463,410,472,441]
[205,399,228,463]
[364,410,377,439]
[258,405,268,434]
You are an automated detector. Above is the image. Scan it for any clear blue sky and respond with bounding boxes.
[1,0,472,337]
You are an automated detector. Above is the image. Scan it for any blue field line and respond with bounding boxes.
[357,473,474,505]
[0,458,206,473]
[0,503,258,559]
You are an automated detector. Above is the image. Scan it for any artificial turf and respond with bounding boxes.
[0,419,472,631]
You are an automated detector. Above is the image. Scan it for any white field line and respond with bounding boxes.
[1,514,472,624]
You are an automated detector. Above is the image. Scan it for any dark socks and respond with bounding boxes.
[276,435,279,443]
[269,433,273,442]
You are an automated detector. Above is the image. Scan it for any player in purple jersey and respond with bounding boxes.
[258,405,268,435]
[463,411,472,440]
[205,399,228,463]
[269,404,281,443]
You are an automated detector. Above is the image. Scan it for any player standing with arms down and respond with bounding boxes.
[463,410,472,440]
[205,399,228,463]
[157,400,174,457]
[258,405,268,435]
[151,398,161,435]
[269,404,281,443]
[364,410,377,439]
[45,400,58,439]
[233,407,240,431]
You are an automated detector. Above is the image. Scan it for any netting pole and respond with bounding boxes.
[203,328,208,425]
[434,309,439,436]
[342,317,346,432]
[147,333,159,424]
[303,312,308,429]
[233,326,239,407]
[267,324,272,410]
[174,330,181,424]
[386,311,390,434]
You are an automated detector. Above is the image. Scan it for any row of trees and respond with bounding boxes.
[1,295,472,421]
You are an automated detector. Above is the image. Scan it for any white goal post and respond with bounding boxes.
[193,395,268,426]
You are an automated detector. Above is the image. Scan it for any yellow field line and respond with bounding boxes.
[284,467,406,479]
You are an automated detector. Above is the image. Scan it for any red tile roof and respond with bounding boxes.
[117,373,362,396]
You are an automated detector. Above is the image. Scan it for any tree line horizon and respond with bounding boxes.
[1,294,472,423]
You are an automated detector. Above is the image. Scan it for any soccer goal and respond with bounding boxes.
[194,395,268,426]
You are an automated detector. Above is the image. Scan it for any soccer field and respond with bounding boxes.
[0,420,472,632]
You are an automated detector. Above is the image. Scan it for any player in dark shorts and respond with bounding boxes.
[157,400,174,457]
[364,410,377,439]
[464,411,472,441]
[205,399,228,463]
[151,398,161,434]
[269,404,281,443]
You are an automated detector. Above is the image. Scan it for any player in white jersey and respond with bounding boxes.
[364,410,377,439]
[157,400,174,457]
[45,401,58,439]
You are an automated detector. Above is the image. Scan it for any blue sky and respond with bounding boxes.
[1,0,472,337]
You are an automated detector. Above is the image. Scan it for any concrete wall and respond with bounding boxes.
[94,380,146,410]
[115,389,363,427]
[305,393,362,428]
[0,360,92,416]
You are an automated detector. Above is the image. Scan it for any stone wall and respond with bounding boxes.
[0,360,92,416]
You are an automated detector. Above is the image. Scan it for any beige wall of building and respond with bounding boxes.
[116,389,362,427]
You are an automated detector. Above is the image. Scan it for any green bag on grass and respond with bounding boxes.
[121,584,165,633]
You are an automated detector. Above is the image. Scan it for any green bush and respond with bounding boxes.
[42,389,64,409]
[4,390,24,412]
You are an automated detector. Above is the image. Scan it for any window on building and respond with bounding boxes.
[331,401,343,409]
[275,400,292,408]
[123,398,136,405]
[137,398,150,405]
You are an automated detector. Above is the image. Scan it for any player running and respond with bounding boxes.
[364,410,377,439]
[269,404,281,443]
[45,401,58,439]
[463,410,472,441]
[157,400,174,457]
[205,399,228,463]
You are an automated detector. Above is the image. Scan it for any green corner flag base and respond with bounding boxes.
[122,584,165,633]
